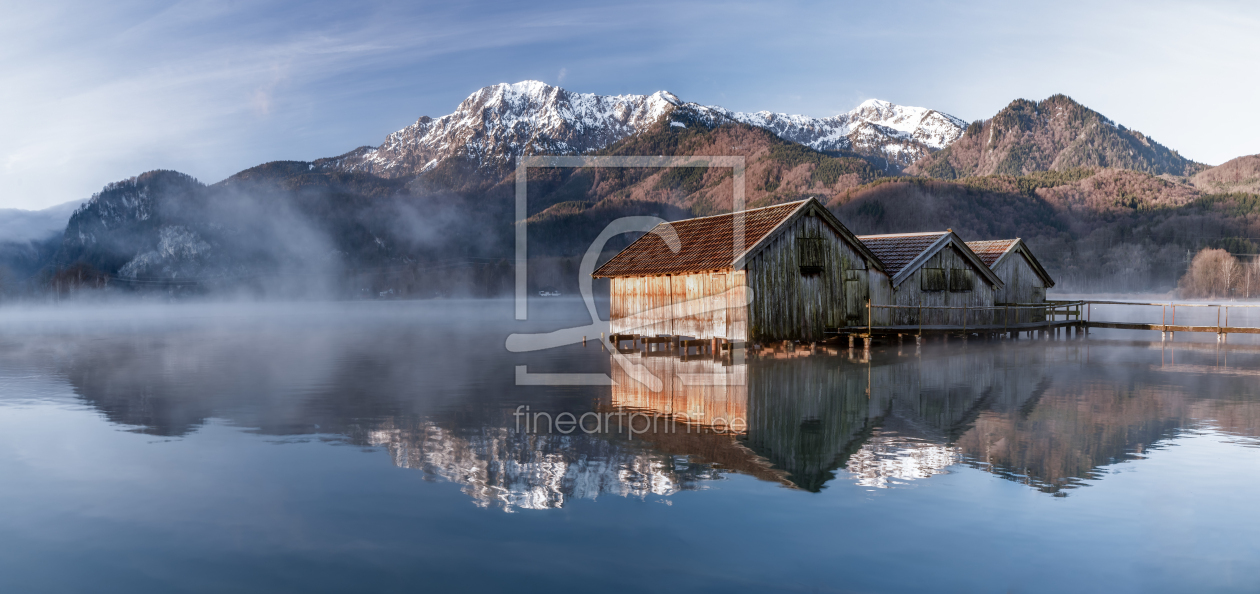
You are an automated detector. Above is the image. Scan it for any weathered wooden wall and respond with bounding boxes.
[744,211,886,342]
[609,270,749,340]
[993,250,1046,304]
[875,244,997,327]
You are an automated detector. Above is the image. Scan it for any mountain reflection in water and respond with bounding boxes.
[20,302,1257,511]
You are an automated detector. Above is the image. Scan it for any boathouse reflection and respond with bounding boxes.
[607,347,1052,491]
[606,342,1260,494]
[47,327,1260,508]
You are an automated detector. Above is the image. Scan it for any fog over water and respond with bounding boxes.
[0,298,1258,593]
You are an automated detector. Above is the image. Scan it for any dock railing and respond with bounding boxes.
[1080,300,1260,337]
[857,299,1260,339]
[862,300,1084,335]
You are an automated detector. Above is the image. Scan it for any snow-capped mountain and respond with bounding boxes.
[715,99,967,168]
[323,81,966,179]
[323,81,681,178]
[368,421,719,512]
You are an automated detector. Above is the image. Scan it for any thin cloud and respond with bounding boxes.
[1,0,1257,209]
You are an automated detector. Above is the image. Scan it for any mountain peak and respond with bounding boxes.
[477,80,559,104]
[907,94,1203,178]
[857,98,891,109]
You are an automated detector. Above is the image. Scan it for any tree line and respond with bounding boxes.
[1179,247,1260,299]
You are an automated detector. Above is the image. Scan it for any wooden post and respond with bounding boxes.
[918,298,923,337]
[962,304,968,334]
[1004,305,1008,335]
[866,298,872,338]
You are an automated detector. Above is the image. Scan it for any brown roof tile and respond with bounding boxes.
[592,201,807,277]
[856,232,948,276]
[966,239,1019,267]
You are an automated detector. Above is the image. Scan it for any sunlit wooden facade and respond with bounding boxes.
[594,199,887,343]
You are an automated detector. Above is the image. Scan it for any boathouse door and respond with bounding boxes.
[844,268,864,326]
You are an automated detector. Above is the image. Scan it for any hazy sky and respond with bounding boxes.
[2,0,1257,209]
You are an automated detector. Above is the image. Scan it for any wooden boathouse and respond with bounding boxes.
[966,239,1055,305]
[594,201,1260,347]
[593,198,887,344]
[856,231,1004,326]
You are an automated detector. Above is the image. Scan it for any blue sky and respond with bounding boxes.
[2,0,1257,209]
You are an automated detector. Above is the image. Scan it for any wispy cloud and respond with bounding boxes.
[1,0,1257,209]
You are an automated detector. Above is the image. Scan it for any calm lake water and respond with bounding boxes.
[0,299,1258,593]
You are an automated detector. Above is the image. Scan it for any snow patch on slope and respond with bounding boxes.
[329,81,966,178]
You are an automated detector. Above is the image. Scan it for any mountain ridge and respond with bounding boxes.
[321,81,966,186]
[907,94,1204,179]
[28,85,1260,298]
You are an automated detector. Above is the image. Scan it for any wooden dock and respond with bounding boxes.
[843,300,1260,346]
[1086,322,1260,335]
[604,300,1260,358]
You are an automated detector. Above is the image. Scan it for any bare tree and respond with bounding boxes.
[1179,248,1242,299]
[1242,258,1260,299]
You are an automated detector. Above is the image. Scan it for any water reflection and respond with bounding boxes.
[366,422,714,512]
[13,311,1260,509]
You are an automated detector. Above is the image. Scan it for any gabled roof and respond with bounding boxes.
[966,238,1056,288]
[965,239,1019,267]
[592,198,883,278]
[857,231,1004,289]
[857,232,949,277]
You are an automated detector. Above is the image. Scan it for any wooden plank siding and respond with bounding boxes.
[744,210,888,343]
[607,202,883,344]
[874,245,997,327]
[609,271,746,340]
[993,251,1046,304]
[991,251,1047,325]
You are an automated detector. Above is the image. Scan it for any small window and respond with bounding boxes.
[949,268,975,292]
[921,267,946,292]
[798,238,824,274]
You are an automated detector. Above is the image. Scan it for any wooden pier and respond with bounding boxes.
[604,300,1260,358]
[846,300,1260,344]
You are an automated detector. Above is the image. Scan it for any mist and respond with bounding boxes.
[23,166,529,302]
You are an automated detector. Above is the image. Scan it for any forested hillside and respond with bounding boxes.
[830,169,1260,291]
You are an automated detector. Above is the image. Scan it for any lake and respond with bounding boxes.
[0,299,1257,593]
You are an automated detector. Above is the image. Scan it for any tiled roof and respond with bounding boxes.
[966,239,1019,267]
[592,201,807,277]
[856,232,948,276]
